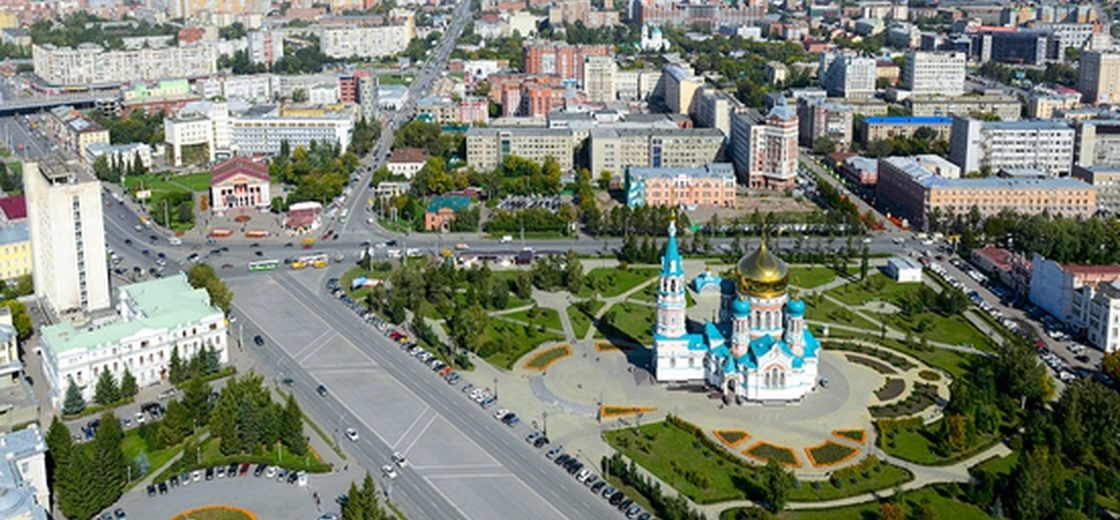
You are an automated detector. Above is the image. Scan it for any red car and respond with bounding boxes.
[322,231,333,240]
[389,331,402,340]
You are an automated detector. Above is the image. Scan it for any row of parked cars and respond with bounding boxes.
[147,463,308,498]
[327,278,389,331]
[543,443,651,519]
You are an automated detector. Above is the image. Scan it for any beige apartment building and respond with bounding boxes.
[319,14,415,59]
[906,94,1022,121]
[33,43,217,86]
[466,127,575,172]
[583,55,617,103]
[663,64,703,115]
[588,127,724,177]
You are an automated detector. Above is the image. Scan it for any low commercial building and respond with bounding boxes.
[38,273,228,411]
[209,156,270,214]
[842,155,879,187]
[1072,164,1120,214]
[85,142,152,170]
[424,195,471,231]
[861,116,952,145]
[466,127,575,172]
[387,147,428,179]
[625,163,736,209]
[885,256,923,282]
[971,245,1031,295]
[876,155,1095,230]
[949,117,1076,177]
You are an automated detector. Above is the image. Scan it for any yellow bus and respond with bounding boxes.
[290,259,307,270]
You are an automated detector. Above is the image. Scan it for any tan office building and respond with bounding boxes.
[466,127,575,172]
[1079,51,1120,104]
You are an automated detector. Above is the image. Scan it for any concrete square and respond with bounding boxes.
[425,474,569,520]
[314,368,427,447]
[402,415,501,469]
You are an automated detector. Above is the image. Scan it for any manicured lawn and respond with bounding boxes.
[880,420,1000,466]
[123,173,187,197]
[884,312,995,351]
[729,484,991,520]
[339,266,392,302]
[503,306,563,332]
[804,296,879,331]
[826,332,974,380]
[580,267,659,298]
[568,300,606,338]
[789,266,841,289]
[378,73,412,86]
[479,317,564,370]
[826,273,915,307]
[598,302,655,346]
[120,428,182,484]
[172,172,213,191]
[605,420,912,505]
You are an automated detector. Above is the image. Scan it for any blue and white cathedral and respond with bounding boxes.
[652,222,821,403]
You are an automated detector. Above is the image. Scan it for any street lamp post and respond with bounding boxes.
[542,410,548,436]
[493,377,498,399]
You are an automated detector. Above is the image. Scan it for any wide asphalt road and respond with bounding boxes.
[233,269,623,520]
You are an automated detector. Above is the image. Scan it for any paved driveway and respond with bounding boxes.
[114,468,354,520]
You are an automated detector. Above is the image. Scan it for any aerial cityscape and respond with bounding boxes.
[0,0,1117,519]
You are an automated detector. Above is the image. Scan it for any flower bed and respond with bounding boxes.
[832,429,866,444]
[875,378,906,401]
[172,506,256,520]
[828,341,916,370]
[870,382,938,418]
[806,441,860,468]
[713,429,750,447]
[601,405,657,419]
[595,341,634,352]
[744,441,800,467]
[845,354,898,375]
[918,369,941,381]
[524,345,571,370]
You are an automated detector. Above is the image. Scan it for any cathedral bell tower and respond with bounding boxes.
[655,220,687,338]
[784,299,806,357]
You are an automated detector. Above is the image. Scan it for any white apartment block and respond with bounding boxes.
[230,105,355,155]
[221,74,274,103]
[38,274,228,411]
[583,55,616,103]
[588,127,725,177]
[24,156,110,314]
[466,127,575,172]
[615,69,660,101]
[819,51,877,99]
[319,23,415,59]
[902,50,966,97]
[164,101,231,166]
[950,117,1076,177]
[32,43,217,86]
[1072,280,1120,353]
[246,28,284,65]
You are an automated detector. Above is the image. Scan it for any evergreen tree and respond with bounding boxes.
[119,368,138,400]
[163,399,192,439]
[210,387,241,455]
[860,246,870,280]
[239,396,261,453]
[46,416,73,514]
[168,345,185,384]
[59,446,98,520]
[281,393,308,456]
[761,459,793,513]
[360,471,384,519]
[62,377,85,415]
[180,376,213,429]
[342,481,367,520]
[92,410,127,507]
[93,369,120,405]
[204,344,221,374]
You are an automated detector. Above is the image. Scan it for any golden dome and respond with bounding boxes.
[737,240,789,298]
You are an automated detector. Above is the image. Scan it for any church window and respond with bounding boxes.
[689,357,695,368]
[670,357,677,368]
[764,312,772,330]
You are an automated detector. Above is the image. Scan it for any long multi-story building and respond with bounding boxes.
[861,116,952,144]
[466,127,575,172]
[819,51,877,99]
[746,105,799,190]
[319,17,415,59]
[905,93,1023,121]
[522,42,611,83]
[1071,165,1120,214]
[32,42,217,86]
[169,0,267,18]
[633,0,764,29]
[692,90,731,138]
[24,155,110,313]
[589,127,724,177]
[949,117,1076,176]
[876,155,1095,230]
[625,163,737,209]
[901,50,966,96]
[1079,51,1120,104]
[230,105,355,156]
[582,55,616,103]
[548,0,619,28]
[39,274,228,412]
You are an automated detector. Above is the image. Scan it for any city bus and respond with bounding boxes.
[247,260,280,272]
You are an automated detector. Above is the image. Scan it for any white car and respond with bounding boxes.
[392,451,408,468]
[494,408,509,420]
[382,464,398,479]
[135,412,145,424]
[192,470,202,482]
[345,428,359,442]
[265,466,278,479]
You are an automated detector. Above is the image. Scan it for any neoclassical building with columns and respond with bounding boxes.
[652,223,821,403]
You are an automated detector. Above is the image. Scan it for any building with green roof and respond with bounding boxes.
[424,195,472,231]
[38,273,228,411]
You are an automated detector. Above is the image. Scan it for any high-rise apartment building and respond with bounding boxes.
[169,0,267,18]
[24,156,110,313]
[319,19,415,59]
[32,43,217,87]
[949,117,1076,176]
[583,55,616,102]
[663,64,703,115]
[746,105,799,190]
[1078,51,1120,104]
[797,97,854,150]
[902,50,966,96]
[819,51,877,99]
[522,42,611,83]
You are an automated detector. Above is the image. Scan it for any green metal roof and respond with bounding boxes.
[42,273,222,355]
[426,195,471,213]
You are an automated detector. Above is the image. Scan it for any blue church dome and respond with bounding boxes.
[732,297,751,317]
[787,299,805,317]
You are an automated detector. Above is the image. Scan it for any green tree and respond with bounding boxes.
[63,377,85,415]
[119,368,138,400]
[46,416,74,512]
[180,376,213,429]
[761,459,793,512]
[59,445,98,520]
[1102,350,1120,383]
[812,137,837,155]
[360,471,384,519]
[860,246,869,280]
[5,299,32,340]
[187,263,234,312]
[281,393,308,456]
[169,345,185,384]
[92,410,127,506]
[342,481,367,519]
[14,274,32,296]
[93,369,120,405]
[1009,447,1060,520]
[210,387,241,455]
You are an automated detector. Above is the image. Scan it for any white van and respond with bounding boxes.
[168,237,182,246]
[500,235,513,243]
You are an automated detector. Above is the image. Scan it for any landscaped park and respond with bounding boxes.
[344,247,1065,518]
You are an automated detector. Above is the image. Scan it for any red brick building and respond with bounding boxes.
[521,42,611,83]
